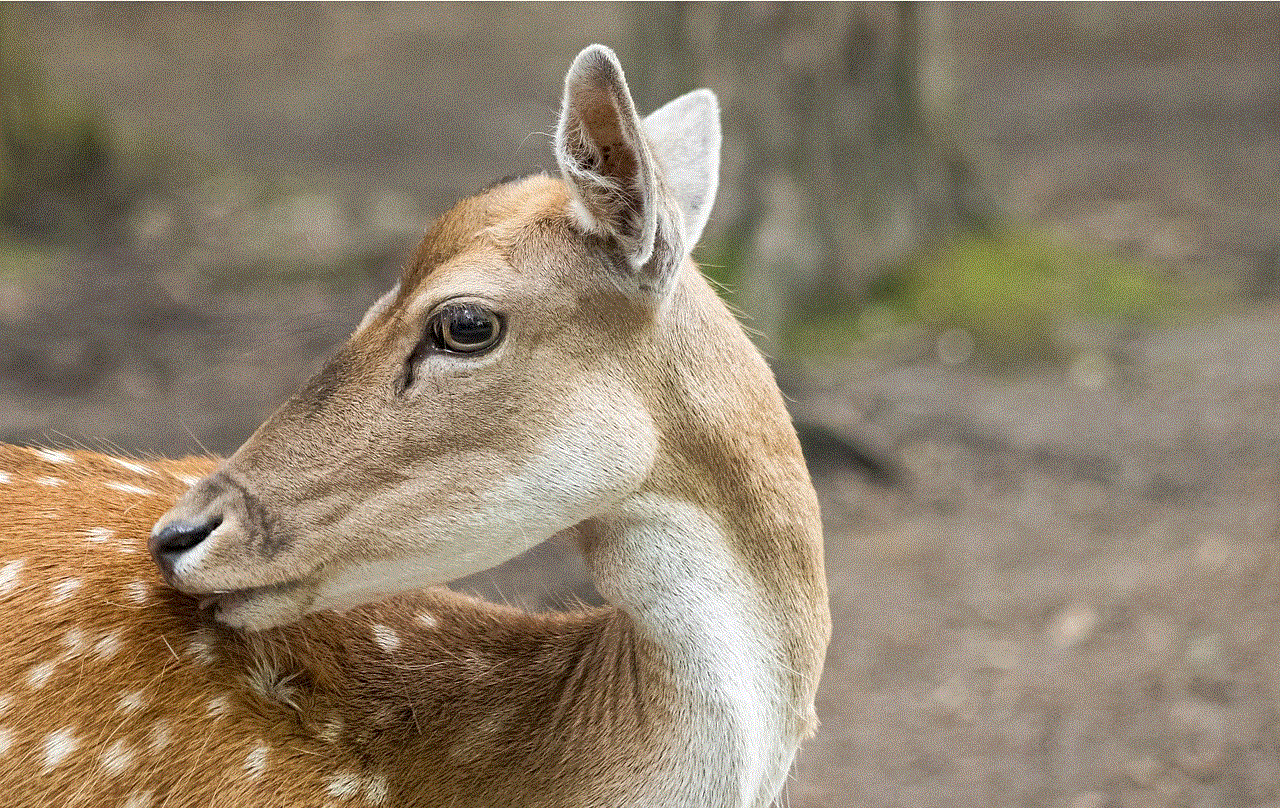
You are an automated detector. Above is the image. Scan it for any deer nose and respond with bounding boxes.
[150,516,222,579]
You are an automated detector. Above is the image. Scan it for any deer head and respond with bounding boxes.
[150,45,732,631]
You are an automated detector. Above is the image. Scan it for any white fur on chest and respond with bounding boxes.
[592,495,799,808]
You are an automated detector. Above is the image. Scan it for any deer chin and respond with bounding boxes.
[209,578,318,631]
[305,553,469,615]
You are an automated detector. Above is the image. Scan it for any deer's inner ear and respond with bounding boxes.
[555,45,684,303]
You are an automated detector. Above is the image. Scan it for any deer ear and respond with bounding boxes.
[555,45,684,300]
[642,89,720,250]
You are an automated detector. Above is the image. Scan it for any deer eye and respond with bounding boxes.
[428,303,503,354]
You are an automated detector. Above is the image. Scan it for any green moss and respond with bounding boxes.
[0,235,63,278]
[0,8,122,244]
[901,231,1183,362]
[781,230,1190,365]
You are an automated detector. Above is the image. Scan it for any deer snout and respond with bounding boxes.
[149,515,222,579]
[148,471,323,629]
[149,472,248,590]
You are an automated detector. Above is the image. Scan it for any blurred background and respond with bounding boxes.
[2,3,1279,806]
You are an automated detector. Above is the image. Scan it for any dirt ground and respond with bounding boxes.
[788,310,1280,808]
[3,6,1279,807]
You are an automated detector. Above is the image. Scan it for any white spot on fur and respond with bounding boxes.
[147,720,172,752]
[61,627,87,657]
[117,690,146,715]
[93,629,123,661]
[0,727,12,756]
[325,772,362,799]
[83,527,114,543]
[105,481,155,496]
[173,473,201,487]
[50,578,82,604]
[36,476,64,487]
[244,654,300,710]
[125,580,149,604]
[34,448,73,464]
[0,560,24,596]
[0,471,11,484]
[122,790,153,808]
[244,741,270,778]
[107,457,156,476]
[100,738,136,775]
[40,727,79,772]
[363,774,390,804]
[415,611,438,629]
[371,624,400,652]
[323,771,390,804]
[25,661,57,689]
[186,628,217,664]
[318,716,343,744]
[205,695,231,720]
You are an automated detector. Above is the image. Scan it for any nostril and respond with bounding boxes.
[150,516,222,575]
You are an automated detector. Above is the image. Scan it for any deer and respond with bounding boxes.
[0,45,828,808]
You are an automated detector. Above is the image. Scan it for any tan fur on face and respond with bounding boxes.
[156,176,675,628]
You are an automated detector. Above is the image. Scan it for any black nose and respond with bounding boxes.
[150,517,221,578]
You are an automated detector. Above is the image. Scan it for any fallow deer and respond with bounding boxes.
[0,45,829,808]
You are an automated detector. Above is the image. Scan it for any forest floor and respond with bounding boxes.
[789,310,1280,808]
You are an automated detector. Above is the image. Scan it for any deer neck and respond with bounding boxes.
[583,494,822,808]
[576,279,829,807]
[303,330,828,806]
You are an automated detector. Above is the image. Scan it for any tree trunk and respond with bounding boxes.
[629,2,995,351]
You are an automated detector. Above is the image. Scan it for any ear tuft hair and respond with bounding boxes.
[555,45,661,267]
[554,45,718,305]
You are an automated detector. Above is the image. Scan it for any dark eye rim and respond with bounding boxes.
[428,302,503,354]
[398,301,505,394]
